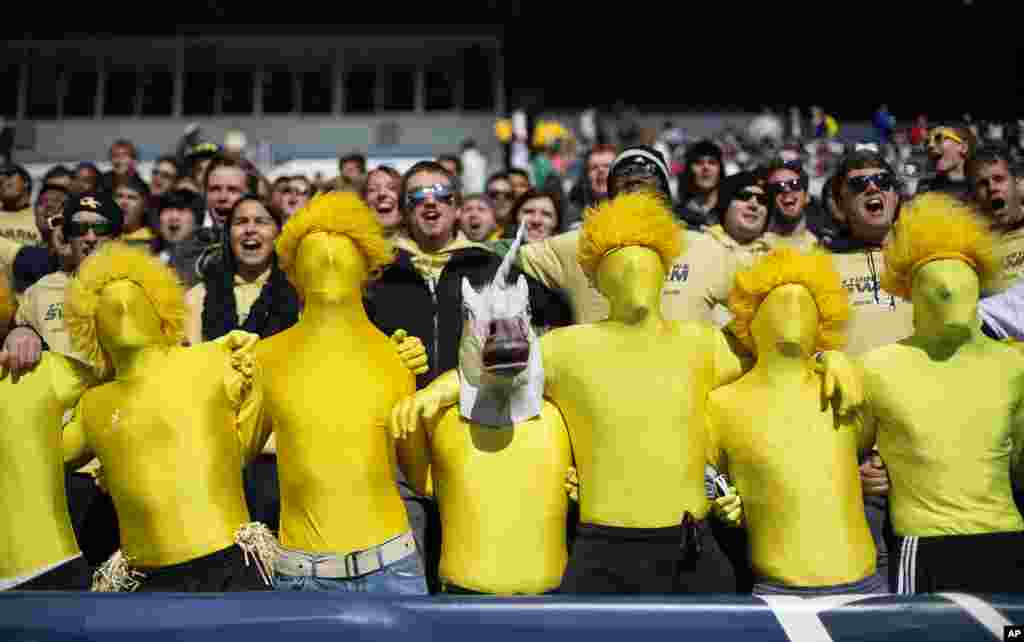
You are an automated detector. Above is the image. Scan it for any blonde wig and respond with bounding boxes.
[65,242,186,378]
[577,191,683,280]
[729,247,850,356]
[881,192,1000,300]
[275,191,396,289]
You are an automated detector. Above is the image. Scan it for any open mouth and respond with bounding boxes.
[240,239,262,251]
[864,196,885,214]
[482,339,530,374]
[991,198,1007,211]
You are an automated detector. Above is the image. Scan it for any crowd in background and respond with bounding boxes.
[2,101,1024,596]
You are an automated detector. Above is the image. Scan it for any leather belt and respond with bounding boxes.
[275,531,416,579]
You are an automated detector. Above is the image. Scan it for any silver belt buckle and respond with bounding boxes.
[344,550,360,578]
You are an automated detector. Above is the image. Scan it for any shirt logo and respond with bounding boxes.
[80,196,101,210]
[1003,250,1024,270]
[666,263,690,283]
[44,302,63,321]
[111,409,121,430]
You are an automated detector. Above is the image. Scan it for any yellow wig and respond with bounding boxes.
[275,191,396,289]
[577,191,683,280]
[881,192,1000,300]
[729,247,850,356]
[65,242,186,378]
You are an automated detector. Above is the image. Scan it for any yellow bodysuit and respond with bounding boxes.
[860,330,1024,537]
[0,353,95,582]
[401,401,572,594]
[64,336,258,568]
[542,310,740,526]
[708,277,875,587]
[246,232,415,554]
[859,225,1024,537]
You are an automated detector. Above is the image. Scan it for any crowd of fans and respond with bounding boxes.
[1,102,1023,597]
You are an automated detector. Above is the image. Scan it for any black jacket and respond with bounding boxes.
[366,246,572,388]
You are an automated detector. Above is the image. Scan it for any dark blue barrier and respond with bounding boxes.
[0,592,1020,642]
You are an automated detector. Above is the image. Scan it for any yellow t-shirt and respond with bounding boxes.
[708,368,875,586]
[14,271,83,362]
[414,401,572,594]
[0,207,42,247]
[860,338,1024,537]
[64,340,258,568]
[184,268,272,345]
[829,249,915,355]
[0,353,95,580]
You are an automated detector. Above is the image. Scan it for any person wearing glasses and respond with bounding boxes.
[2,192,126,569]
[917,125,975,200]
[484,171,516,235]
[366,161,571,592]
[3,193,123,369]
[149,156,180,200]
[822,150,915,593]
[762,158,828,249]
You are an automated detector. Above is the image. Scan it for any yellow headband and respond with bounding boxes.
[930,127,964,146]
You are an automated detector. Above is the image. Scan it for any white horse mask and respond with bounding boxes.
[458,222,544,427]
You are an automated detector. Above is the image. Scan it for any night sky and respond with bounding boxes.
[9,3,1019,125]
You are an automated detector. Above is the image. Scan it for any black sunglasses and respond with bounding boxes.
[66,220,116,238]
[735,189,769,206]
[768,178,807,194]
[487,189,513,201]
[846,172,896,194]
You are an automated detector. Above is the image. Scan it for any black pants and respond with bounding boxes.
[440,581,558,596]
[892,530,1024,594]
[65,472,120,567]
[15,556,92,591]
[243,455,280,534]
[135,544,271,592]
[558,518,737,594]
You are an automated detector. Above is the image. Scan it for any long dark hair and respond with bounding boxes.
[201,194,300,341]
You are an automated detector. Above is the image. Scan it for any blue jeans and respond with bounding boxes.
[273,549,428,595]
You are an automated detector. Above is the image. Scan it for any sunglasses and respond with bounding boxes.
[768,178,807,194]
[735,189,769,206]
[66,220,116,238]
[845,172,896,194]
[487,189,513,201]
[407,184,455,208]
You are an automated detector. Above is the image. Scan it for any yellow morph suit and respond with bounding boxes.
[243,194,414,554]
[400,401,572,594]
[858,195,1024,537]
[0,352,96,583]
[397,194,861,535]
[62,244,261,569]
[707,250,876,587]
